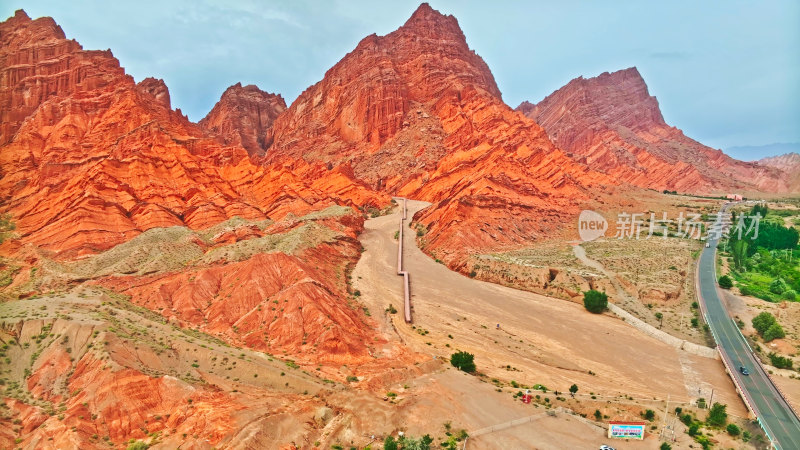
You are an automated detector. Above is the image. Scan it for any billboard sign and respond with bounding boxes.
[608,422,646,440]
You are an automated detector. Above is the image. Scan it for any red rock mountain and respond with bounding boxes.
[0,9,395,433]
[2,3,797,447]
[517,67,789,194]
[261,3,609,264]
[0,10,381,258]
[265,3,502,188]
[199,82,286,157]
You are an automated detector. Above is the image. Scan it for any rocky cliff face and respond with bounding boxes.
[0,10,127,146]
[0,10,383,258]
[264,3,502,189]
[261,3,608,265]
[0,10,397,447]
[519,67,789,193]
[199,82,286,157]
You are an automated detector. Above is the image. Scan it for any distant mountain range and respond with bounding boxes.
[726,143,800,161]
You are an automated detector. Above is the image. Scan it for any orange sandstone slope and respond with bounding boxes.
[0,10,383,259]
[0,8,392,363]
[262,3,611,262]
[517,67,789,194]
[0,10,407,447]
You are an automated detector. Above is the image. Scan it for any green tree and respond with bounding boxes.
[770,278,789,295]
[784,289,797,301]
[594,409,602,420]
[706,402,727,427]
[754,222,799,250]
[752,312,777,335]
[730,239,749,271]
[751,203,768,217]
[726,423,741,436]
[583,290,608,314]
[643,409,656,421]
[450,351,476,373]
[569,384,578,395]
[660,443,672,450]
[383,436,398,450]
[718,275,733,289]
[763,323,786,342]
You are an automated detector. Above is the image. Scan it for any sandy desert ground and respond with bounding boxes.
[351,200,754,448]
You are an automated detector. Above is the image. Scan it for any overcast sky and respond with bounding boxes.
[2,1,798,160]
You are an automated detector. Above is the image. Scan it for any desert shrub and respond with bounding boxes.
[726,423,740,436]
[718,275,733,289]
[763,323,786,342]
[398,434,433,450]
[583,290,608,313]
[0,213,15,244]
[768,353,793,369]
[127,442,149,450]
[739,285,753,296]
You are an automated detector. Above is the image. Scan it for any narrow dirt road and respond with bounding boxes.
[353,199,747,416]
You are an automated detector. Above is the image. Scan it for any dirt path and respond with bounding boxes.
[353,200,746,417]
[572,245,717,359]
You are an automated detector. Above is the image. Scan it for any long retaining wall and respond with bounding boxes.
[606,304,718,359]
[574,245,717,359]
[396,198,411,323]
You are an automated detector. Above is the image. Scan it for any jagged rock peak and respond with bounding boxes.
[199,82,286,157]
[136,77,171,109]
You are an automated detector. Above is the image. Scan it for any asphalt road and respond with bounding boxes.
[698,204,800,449]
